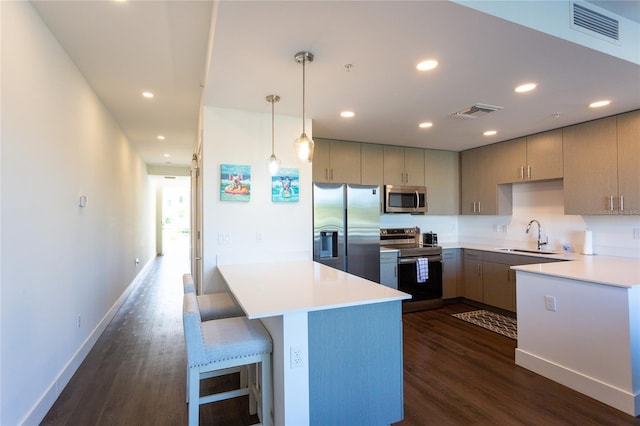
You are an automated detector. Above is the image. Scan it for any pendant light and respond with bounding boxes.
[294,51,314,163]
[266,94,281,175]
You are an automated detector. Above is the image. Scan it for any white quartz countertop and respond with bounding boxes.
[218,260,410,319]
[438,242,640,288]
[512,256,640,288]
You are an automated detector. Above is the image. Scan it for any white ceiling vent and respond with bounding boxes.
[451,103,503,119]
[572,2,619,42]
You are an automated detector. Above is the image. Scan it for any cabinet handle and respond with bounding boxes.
[609,195,615,212]
[527,165,531,180]
[472,202,476,213]
[330,169,334,180]
[406,172,409,183]
[394,265,397,278]
[620,195,624,212]
[325,168,329,180]
[520,166,524,181]
[477,202,481,214]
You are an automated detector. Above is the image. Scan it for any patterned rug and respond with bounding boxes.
[451,310,517,340]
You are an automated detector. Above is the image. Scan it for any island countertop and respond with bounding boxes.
[218,260,410,319]
[512,255,640,288]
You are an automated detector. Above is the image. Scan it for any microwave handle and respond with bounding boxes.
[415,189,419,211]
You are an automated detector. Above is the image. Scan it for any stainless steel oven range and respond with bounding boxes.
[380,227,443,312]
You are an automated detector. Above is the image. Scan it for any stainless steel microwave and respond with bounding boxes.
[384,185,427,214]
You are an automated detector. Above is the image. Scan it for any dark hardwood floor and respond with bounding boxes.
[42,247,640,425]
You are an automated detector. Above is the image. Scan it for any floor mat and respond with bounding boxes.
[451,310,517,340]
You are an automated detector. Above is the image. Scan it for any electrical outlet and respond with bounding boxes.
[633,228,640,240]
[77,315,82,329]
[290,345,304,369]
[544,295,557,312]
[256,232,263,242]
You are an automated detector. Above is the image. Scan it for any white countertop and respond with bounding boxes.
[439,242,640,288]
[512,256,640,288]
[218,260,410,319]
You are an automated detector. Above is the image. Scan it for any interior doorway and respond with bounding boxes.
[159,176,191,258]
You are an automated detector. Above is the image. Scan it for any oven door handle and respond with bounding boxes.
[398,255,442,264]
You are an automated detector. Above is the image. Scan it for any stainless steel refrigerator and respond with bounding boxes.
[313,183,380,282]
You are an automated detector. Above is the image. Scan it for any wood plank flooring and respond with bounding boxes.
[41,249,640,425]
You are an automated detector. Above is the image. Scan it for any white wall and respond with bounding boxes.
[201,106,312,294]
[1,3,156,424]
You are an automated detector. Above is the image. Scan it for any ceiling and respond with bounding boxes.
[32,1,640,168]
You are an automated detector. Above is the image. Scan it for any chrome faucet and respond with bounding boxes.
[526,219,548,250]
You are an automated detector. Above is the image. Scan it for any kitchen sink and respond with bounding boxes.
[497,248,561,255]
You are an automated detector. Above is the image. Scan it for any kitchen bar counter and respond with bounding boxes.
[219,260,409,319]
[218,260,410,426]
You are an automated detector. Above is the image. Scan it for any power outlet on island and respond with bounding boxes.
[544,295,557,312]
[290,344,304,369]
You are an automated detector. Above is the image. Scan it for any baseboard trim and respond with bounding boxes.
[515,348,639,416]
[22,258,155,426]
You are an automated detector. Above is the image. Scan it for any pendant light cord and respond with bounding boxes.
[271,98,275,155]
[302,57,306,135]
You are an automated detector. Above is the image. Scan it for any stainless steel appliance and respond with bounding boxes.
[380,227,442,312]
[384,185,427,214]
[313,183,380,282]
[422,232,438,246]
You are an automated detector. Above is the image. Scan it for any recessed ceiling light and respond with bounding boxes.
[419,122,433,128]
[340,111,355,118]
[483,130,497,136]
[157,135,165,140]
[142,92,154,99]
[515,83,537,93]
[589,100,611,108]
[163,153,170,158]
[416,60,438,71]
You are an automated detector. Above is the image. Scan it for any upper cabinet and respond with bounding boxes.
[313,138,361,184]
[526,129,563,181]
[383,146,424,186]
[498,129,563,183]
[616,110,640,215]
[361,143,385,212]
[460,145,512,215]
[563,115,633,214]
[425,149,459,215]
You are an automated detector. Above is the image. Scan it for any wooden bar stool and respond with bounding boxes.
[183,292,273,426]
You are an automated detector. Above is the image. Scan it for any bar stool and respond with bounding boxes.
[183,292,273,426]
[183,274,244,320]
[182,274,248,402]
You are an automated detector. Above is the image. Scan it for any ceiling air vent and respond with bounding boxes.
[451,103,503,120]
[572,2,619,41]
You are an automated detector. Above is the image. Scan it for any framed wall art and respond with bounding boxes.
[220,164,251,202]
[271,168,299,203]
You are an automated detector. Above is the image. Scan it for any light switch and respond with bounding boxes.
[79,195,88,207]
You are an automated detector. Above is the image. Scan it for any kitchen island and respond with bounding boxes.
[218,260,410,425]
[513,256,640,416]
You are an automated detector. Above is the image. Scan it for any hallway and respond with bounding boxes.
[41,246,256,425]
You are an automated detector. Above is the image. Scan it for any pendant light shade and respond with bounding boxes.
[294,51,314,163]
[266,94,281,175]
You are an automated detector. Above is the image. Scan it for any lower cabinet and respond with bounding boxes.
[380,250,398,289]
[442,248,461,299]
[482,261,515,312]
[462,250,565,312]
[463,250,483,302]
